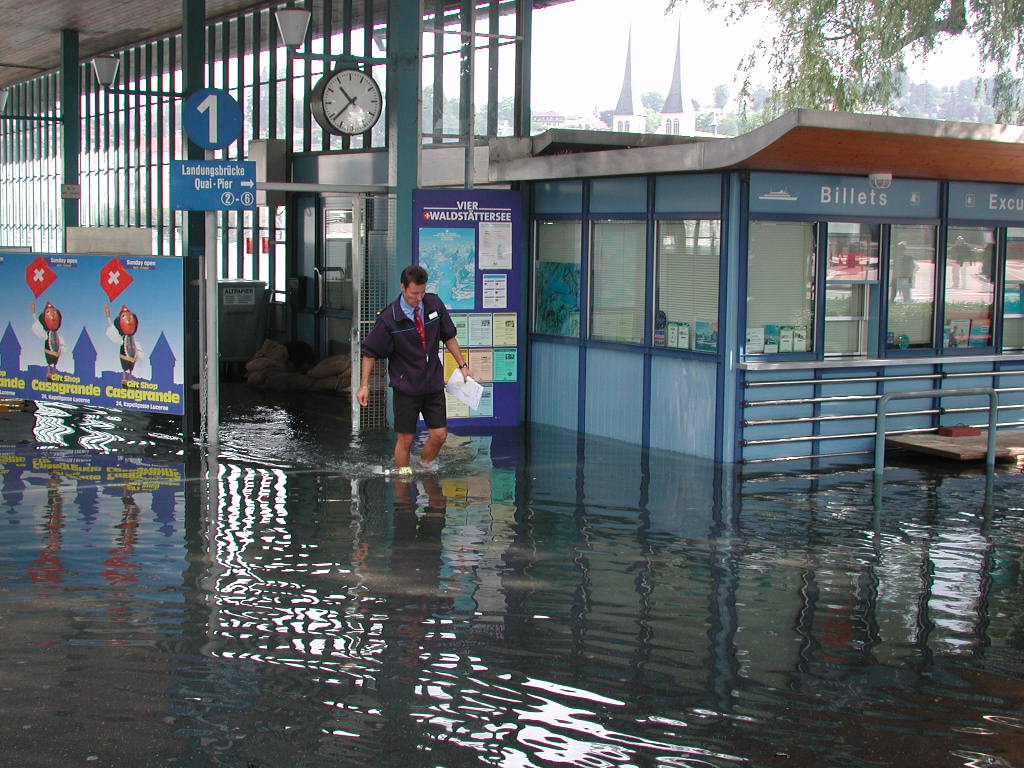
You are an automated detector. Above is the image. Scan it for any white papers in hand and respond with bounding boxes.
[446,368,484,411]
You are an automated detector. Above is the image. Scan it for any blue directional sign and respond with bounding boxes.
[170,160,257,211]
[182,88,243,150]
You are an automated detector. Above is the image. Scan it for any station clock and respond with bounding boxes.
[310,68,383,136]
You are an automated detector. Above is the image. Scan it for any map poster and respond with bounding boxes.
[418,227,476,309]
[0,251,185,415]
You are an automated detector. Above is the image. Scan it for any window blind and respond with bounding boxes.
[747,221,815,330]
[591,221,646,344]
[657,220,720,328]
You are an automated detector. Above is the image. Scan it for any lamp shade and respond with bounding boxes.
[275,9,311,48]
[0,88,8,113]
[92,55,120,88]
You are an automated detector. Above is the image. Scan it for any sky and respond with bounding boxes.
[529,0,983,115]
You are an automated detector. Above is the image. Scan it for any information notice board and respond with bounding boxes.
[413,188,522,428]
[0,251,185,415]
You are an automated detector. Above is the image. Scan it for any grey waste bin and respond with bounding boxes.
[218,280,268,363]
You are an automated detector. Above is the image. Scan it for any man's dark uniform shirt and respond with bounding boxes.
[361,292,457,396]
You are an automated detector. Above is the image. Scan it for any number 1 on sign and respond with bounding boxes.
[196,93,218,145]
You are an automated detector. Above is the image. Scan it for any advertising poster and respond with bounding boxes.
[0,252,185,415]
[414,189,522,427]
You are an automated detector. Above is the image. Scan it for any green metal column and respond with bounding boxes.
[60,28,80,233]
[387,0,421,296]
[183,0,206,441]
[515,0,532,137]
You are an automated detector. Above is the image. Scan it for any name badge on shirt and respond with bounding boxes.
[428,311,438,320]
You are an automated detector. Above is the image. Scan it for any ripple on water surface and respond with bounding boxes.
[2,400,1024,766]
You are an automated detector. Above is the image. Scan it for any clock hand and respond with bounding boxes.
[338,85,357,107]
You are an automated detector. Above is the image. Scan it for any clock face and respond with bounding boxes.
[310,68,383,136]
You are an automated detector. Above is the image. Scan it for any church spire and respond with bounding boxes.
[662,24,685,114]
[613,27,639,116]
[660,23,695,135]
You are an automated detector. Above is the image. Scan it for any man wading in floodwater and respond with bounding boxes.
[357,264,474,477]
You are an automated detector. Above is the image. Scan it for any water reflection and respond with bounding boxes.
[2,404,1024,766]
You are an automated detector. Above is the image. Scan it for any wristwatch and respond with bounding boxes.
[460,363,469,369]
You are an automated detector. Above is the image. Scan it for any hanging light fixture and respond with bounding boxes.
[92,55,120,88]
[275,9,311,49]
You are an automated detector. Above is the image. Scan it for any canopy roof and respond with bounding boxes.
[0,0,569,89]
[489,109,1024,185]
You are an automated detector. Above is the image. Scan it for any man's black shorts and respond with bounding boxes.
[393,389,447,434]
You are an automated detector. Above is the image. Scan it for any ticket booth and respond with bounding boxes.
[496,110,1024,466]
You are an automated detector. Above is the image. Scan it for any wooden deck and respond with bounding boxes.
[886,428,1024,461]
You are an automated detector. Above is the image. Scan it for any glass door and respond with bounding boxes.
[318,195,363,361]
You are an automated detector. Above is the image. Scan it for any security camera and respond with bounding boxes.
[869,172,893,190]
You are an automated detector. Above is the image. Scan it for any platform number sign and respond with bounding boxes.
[182,88,243,150]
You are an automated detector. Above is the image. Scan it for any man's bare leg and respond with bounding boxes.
[394,432,415,468]
[419,426,448,465]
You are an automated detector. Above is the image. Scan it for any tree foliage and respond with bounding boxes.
[667,0,1024,122]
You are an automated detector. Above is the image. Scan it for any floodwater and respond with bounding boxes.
[2,389,1024,768]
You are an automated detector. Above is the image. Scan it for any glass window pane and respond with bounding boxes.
[887,225,936,349]
[746,221,815,354]
[656,220,720,352]
[827,222,879,281]
[1004,228,1024,350]
[824,284,866,356]
[590,221,646,344]
[826,284,863,316]
[944,227,995,348]
[533,220,581,337]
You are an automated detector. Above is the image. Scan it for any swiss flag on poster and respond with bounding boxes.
[26,256,57,298]
[100,258,134,302]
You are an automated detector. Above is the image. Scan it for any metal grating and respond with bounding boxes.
[353,194,395,432]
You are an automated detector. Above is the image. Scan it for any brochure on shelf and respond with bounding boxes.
[779,326,794,353]
[793,326,809,352]
[746,327,765,354]
[677,322,691,349]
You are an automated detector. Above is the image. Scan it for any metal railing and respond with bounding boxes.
[740,367,1024,464]
[874,388,998,473]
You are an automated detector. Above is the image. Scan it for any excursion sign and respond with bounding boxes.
[170,160,257,211]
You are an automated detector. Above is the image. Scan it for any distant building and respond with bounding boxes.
[534,110,566,129]
[660,26,695,135]
[563,114,607,130]
[609,29,646,133]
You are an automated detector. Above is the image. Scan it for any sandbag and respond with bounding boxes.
[245,356,283,373]
[308,354,351,379]
[246,368,270,387]
[310,375,348,393]
[263,371,315,391]
[251,338,289,366]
